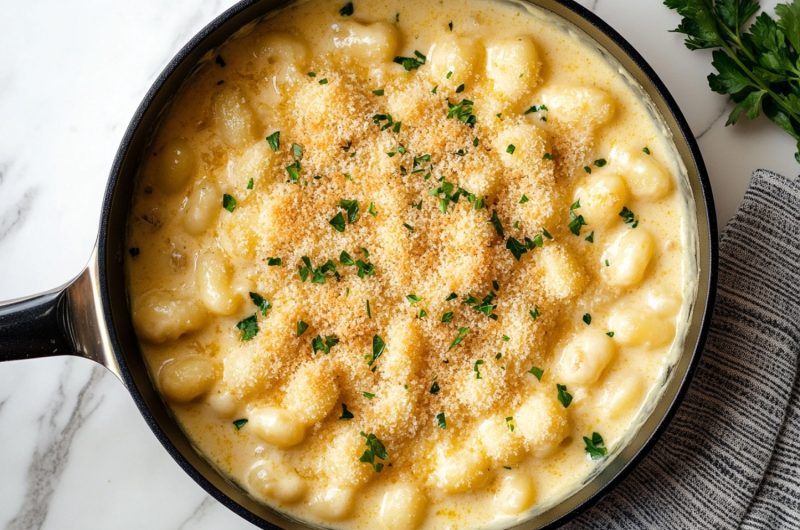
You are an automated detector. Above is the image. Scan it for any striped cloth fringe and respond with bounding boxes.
[566,170,800,529]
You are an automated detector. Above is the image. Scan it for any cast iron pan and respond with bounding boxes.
[0,1,718,528]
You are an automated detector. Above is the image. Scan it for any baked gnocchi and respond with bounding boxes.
[126,0,697,528]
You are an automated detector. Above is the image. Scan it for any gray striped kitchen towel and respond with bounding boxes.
[567,169,800,529]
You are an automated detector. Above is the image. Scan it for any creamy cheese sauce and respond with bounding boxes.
[125,1,698,528]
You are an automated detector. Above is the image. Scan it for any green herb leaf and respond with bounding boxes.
[247,178,254,190]
[583,431,608,459]
[359,432,389,472]
[236,314,259,341]
[266,131,280,151]
[368,202,378,216]
[222,194,237,212]
[330,211,346,232]
[606,331,615,337]
[311,334,340,355]
[446,98,477,127]
[519,194,529,204]
[430,380,440,394]
[286,160,301,182]
[372,88,385,96]
[369,335,386,366]
[568,200,586,236]
[506,144,516,154]
[406,294,422,304]
[449,327,470,350]
[296,320,309,336]
[393,50,427,71]
[528,366,544,381]
[339,403,354,420]
[529,306,540,320]
[619,206,639,228]
[436,412,447,429]
[557,383,573,408]
[594,158,607,167]
[583,313,592,325]
[473,359,485,379]
[362,391,375,400]
[249,292,272,316]
[292,143,303,160]
[339,2,354,16]
[233,418,248,430]
[505,416,515,432]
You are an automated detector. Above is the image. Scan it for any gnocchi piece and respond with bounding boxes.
[485,36,540,103]
[249,406,306,448]
[196,250,241,316]
[332,21,399,64]
[184,178,220,235]
[475,416,526,464]
[539,245,586,300]
[538,86,615,128]
[493,122,549,172]
[432,442,492,493]
[610,146,671,201]
[377,483,427,530]
[247,460,307,504]
[282,361,339,425]
[309,485,355,521]
[253,33,309,83]
[576,173,630,227]
[608,308,675,349]
[515,390,569,457]
[206,388,237,417]
[212,86,257,148]
[428,35,481,87]
[495,472,537,514]
[602,228,656,288]
[132,290,207,343]
[556,329,617,386]
[158,355,218,403]
[603,375,645,419]
[646,290,682,317]
[381,317,423,381]
[319,428,373,487]
[154,138,195,193]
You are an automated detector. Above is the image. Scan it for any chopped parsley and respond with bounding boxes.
[619,206,639,228]
[505,237,529,260]
[246,178,254,190]
[417,309,427,319]
[298,256,340,284]
[362,391,375,399]
[296,320,309,336]
[455,83,465,93]
[505,416,515,432]
[584,165,592,174]
[446,98,477,127]
[368,201,378,216]
[366,299,372,318]
[311,334,340,355]
[368,334,386,366]
[643,146,651,155]
[529,306,541,320]
[436,412,447,429]
[339,403,354,420]
[249,292,271,316]
[236,314,259,341]
[583,313,592,325]
[448,327,470,350]
[222,194,237,212]
[329,212,346,232]
[393,50,427,71]
[583,431,608,460]
[359,432,389,472]
[430,380,440,394]
[267,257,282,266]
[286,160,301,182]
[372,113,397,131]
[490,210,505,238]
[543,152,554,161]
[585,231,595,243]
[463,291,498,320]
[292,143,303,160]
[557,383,573,408]
[524,104,548,114]
[372,88,385,96]
[506,144,516,154]
[339,2,354,16]
[233,418,248,430]
[338,199,360,223]
[528,366,544,381]
[594,158,607,167]
[307,71,317,78]
[406,294,422,304]
[445,292,458,301]
[568,200,587,236]
[403,222,414,231]
[319,78,329,85]
[519,194,529,204]
[441,311,454,323]
[473,359,485,379]
[266,130,280,151]
[606,331,615,337]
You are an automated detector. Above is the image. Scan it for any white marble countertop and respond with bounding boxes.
[0,1,797,529]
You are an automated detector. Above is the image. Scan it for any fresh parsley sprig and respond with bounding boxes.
[665,0,800,162]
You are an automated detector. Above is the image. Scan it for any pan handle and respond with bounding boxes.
[0,250,122,377]
[0,286,75,361]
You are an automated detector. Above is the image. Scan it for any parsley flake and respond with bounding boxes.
[619,206,639,228]
[436,412,447,429]
[568,200,587,236]
[359,432,389,472]
[583,431,608,459]
[266,131,280,151]
[267,257,282,266]
[557,383,573,408]
[430,380,440,394]
[393,50,427,71]
[296,320,309,336]
[449,327,470,350]
[222,194,237,212]
[339,2,354,16]
[583,313,592,325]
[339,403,354,420]
[249,292,271,316]
[236,314,259,341]
[368,335,386,366]
[311,334,340,355]
[528,366,544,381]
[474,359,485,379]
[233,418,248,430]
